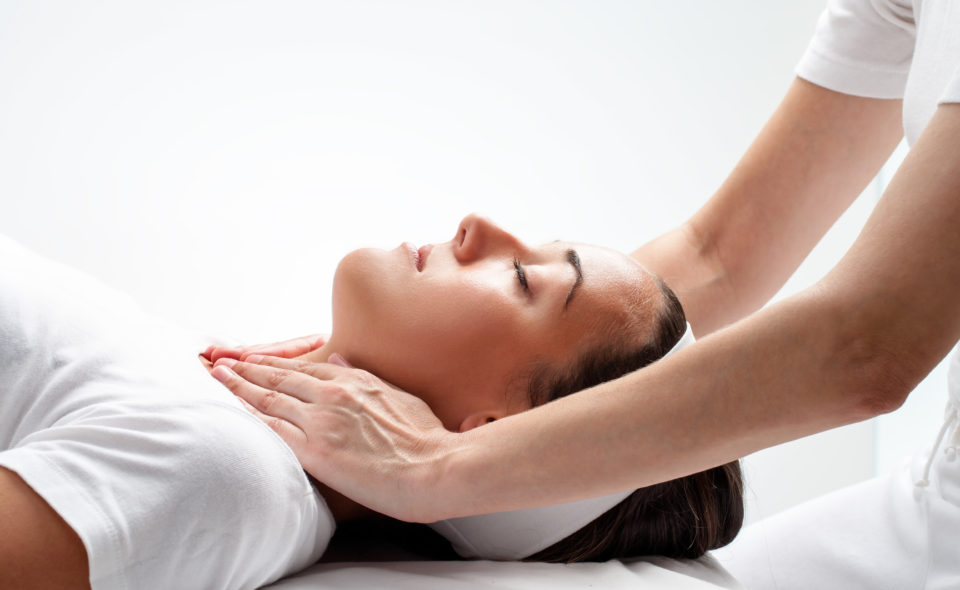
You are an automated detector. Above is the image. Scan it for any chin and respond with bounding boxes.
[329,247,403,358]
[331,249,373,328]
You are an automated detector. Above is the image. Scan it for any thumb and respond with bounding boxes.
[327,353,354,368]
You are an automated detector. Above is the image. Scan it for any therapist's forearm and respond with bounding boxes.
[437,104,960,518]
[446,292,862,514]
[633,78,902,336]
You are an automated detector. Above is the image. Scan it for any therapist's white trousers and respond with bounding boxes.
[715,350,960,589]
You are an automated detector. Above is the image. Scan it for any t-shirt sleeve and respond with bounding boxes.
[796,0,916,99]
[0,233,333,590]
[0,402,334,590]
[940,64,960,104]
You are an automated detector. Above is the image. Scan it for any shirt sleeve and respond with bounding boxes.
[796,0,916,99]
[940,64,960,104]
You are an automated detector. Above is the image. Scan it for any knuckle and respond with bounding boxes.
[326,384,352,405]
[357,371,377,391]
[259,389,280,412]
[228,361,247,377]
[265,416,286,433]
[267,368,289,388]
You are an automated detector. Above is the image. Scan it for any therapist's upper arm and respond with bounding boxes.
[818,101,960,407]
[638,77,903,335]
[0,467,90,590]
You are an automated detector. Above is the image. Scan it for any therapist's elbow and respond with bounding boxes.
[852,355,913,419]
[829,307,917,421]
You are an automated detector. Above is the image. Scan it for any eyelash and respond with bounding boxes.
[513,258,529,292]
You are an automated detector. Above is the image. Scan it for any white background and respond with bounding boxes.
[0,1,946,526]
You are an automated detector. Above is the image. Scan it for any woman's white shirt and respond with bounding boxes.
[0,235,333,590]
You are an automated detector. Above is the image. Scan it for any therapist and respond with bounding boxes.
[211,1,960,586]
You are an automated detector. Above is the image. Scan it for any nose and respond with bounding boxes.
[453,213,526,264]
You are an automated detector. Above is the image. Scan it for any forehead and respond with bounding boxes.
[540,241,657,325]
[541,241,650,291]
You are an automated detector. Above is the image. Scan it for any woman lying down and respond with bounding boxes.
[0,215,743,589]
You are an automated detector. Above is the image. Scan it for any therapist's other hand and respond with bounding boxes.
[201,334,328,364]
[210,354,455,523]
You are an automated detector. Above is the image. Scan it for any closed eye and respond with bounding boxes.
[513,258,530,293]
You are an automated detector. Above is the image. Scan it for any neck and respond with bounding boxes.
[311,478,379,523]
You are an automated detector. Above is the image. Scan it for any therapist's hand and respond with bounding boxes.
[210,354,457,523]
[201,333,328,364]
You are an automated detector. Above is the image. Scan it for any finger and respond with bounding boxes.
[235,354,351,382]
[233,393,308,450]
[246,353,408,394]
[215,358,342,404]
[210,364,308,424]
[208,346,247,363]
[202,344,241,361]
[198,354,214,372]
[325,353,405,391]
[240,334,329,361]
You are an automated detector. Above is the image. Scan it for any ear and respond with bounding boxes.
[458,411,504,433]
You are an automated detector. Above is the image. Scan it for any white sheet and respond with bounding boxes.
[265,555,742,590]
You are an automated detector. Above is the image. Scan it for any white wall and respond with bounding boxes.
[3,0,931,526]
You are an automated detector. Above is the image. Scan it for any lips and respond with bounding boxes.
[404,242,420,270]
[403,242,433,272]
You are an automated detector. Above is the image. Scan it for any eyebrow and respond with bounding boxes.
[564,249,583,309]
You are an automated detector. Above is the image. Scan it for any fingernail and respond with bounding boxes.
[211,366,233,382]
[328,353,353,368]
[215,358,237,368]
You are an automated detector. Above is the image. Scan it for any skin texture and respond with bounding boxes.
[634,77,905,334]
[0,468,90,589]
[227,214,659,433]
[437,87,960,517]
[214,79,960,523]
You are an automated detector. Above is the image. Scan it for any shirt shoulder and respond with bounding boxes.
[796,0,916,99]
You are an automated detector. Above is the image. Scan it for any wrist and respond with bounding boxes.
[417,428,484,522]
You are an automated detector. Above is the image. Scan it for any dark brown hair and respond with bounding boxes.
[524,276,744,562]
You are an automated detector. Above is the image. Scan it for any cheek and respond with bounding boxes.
[414,276,521,343]
[332,259,537,399]
[392,280,530,378]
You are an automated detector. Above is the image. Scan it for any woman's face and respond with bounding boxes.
[329,214,660,432]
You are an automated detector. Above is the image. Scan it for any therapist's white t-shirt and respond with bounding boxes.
[0,235,334,590]
[796,0,960,146]
[713,3,960,588]
[796,0,960,383]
